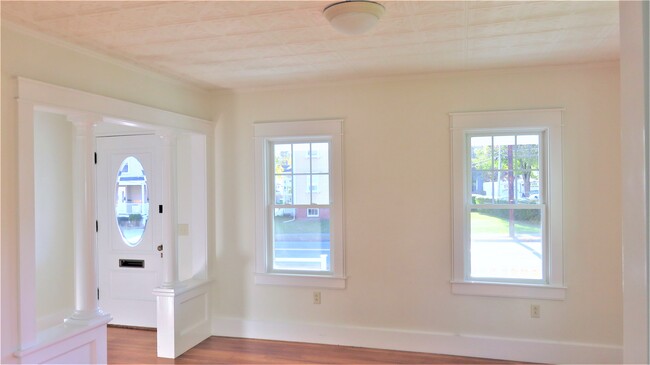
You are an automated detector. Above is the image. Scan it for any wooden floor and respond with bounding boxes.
[108,327,523,364]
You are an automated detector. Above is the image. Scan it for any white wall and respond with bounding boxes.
[1,24,214,364]
[33,111,75,331]
[212,63,623,362]
[176,134,209,282]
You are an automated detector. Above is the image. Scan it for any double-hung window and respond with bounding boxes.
[450,109,565,300]
[254,119,345,288]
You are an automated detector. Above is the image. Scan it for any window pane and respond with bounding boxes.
[115,156,149,247]
[293,143,310,173]
[493,171,515,204]
[273,207,331,271]
[470,208,542,280]
[515,135,540,170]
[311,143,329,173]
[516,170,540,204]
[274,175,293,205]
[493,135,515,170]
[470,136,492,171]
[311,174,330,205]
[293,175,311,204]
[274,144,292,174]
[471,171,494,204]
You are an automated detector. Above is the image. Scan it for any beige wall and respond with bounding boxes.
[213,63,622,346]
[1,25,214,363]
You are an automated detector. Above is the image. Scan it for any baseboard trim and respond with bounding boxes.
[107,324,156,332]
[211,317,622,364]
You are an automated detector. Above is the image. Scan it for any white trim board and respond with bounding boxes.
[17,77,213,134]
[211,317,621,364]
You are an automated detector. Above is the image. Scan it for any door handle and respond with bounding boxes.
[157,245,163,252]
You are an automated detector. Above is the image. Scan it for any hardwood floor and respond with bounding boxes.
[108,327,523,364]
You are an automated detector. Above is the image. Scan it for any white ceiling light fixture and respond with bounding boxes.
[323,0,385,35]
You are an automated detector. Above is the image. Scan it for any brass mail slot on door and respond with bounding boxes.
[119,259,145,268]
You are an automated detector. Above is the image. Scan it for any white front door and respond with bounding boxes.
[97,135,162,328]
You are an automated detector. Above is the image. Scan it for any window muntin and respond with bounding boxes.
[270,141,332,273]
[468,133,544,282]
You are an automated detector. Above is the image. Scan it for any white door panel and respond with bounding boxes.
[97,135,162,328]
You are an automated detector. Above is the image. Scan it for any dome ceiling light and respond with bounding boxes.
[323,0,385,35]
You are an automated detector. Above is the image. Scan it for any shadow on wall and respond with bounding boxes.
[212,102,251,334]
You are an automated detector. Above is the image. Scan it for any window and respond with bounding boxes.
[450,109,565,300]
[115,156,149,246]
[254,120,345,288]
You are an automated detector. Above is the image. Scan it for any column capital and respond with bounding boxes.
[67,113,103,128]
[157,129,179,145]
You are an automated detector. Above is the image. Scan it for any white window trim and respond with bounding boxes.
[450,109,565,300]
[254,119,346,289]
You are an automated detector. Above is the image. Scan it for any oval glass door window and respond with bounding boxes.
[115,156,149,246]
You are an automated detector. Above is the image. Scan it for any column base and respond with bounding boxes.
[65,309,112,327]
[159,282,176,289]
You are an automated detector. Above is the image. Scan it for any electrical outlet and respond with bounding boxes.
[313,291,321,304]
[530,304,541,318]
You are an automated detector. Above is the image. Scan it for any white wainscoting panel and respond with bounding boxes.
[14,322,108,364]
[154,279,212,359]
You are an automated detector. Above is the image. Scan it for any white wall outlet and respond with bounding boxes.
[531,304,541,318]
[313,291,321,304]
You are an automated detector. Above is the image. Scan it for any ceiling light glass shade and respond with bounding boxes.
[323,1,385,35]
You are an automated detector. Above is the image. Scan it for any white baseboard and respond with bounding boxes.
[211,317,622,364]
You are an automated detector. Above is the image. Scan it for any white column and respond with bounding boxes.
[66,115,110,324]
[160,132,179,288]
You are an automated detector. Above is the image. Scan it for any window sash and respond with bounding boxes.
[269,141,331,207]
[466,131,545,206]
[466,205,547,284]
[266,140,333,275]
[464,131,548,284]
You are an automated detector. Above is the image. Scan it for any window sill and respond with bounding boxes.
[451,281,566,300]
[255,273,346,289]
